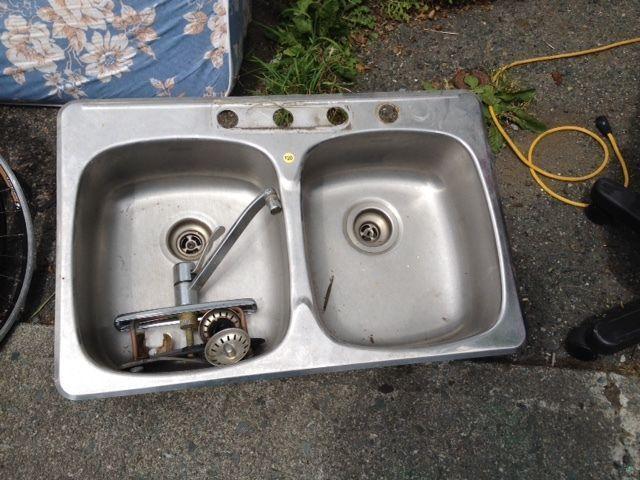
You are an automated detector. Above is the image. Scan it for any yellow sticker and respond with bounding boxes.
[283,152,295,164]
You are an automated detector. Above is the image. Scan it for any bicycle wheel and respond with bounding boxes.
[0,154,35,343]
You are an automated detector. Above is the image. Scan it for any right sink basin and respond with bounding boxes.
[301,130,502,348]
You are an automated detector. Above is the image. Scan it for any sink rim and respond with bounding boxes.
[56,92,524,399]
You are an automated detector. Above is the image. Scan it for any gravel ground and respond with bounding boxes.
[1,0,640,477]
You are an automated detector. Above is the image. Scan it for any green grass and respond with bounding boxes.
[252,1,472,95]
[380,0,464,22]
[383,0,423,22]
[252,0,375,95]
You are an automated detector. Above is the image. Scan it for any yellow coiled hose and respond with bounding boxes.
[489,37,640,208]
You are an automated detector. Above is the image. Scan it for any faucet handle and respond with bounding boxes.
[192,225,226,277]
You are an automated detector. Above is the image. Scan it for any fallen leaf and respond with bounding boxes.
[452,68,490,89]
[453,69,469,89]
[471,69,491,85]
[351,31,367,46]
[551,71,563,86]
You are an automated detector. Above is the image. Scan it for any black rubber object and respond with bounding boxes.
[570,177,640,360]
[567,308,640,360]
[565,324,598,361]
[591,308,640,354]
[595,115,612,136]
[568,119,640,360]
[587,178,640,232]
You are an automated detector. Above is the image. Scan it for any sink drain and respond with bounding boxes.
[177,231,204,256]
[359,222,380,242]
[167,219,212,261]
[345,202,400,254]
[354,210,392,246]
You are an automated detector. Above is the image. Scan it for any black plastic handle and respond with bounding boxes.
[587,178,640,231]
[567,306,640,360]
[591,308,640,354]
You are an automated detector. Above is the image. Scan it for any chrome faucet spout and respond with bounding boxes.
[188,187,282,294]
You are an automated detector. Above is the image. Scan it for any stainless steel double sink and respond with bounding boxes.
[56,92,525,399]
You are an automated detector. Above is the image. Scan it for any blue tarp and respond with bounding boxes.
[0,0,249,103]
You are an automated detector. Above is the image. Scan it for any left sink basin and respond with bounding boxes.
[72,139,290,368]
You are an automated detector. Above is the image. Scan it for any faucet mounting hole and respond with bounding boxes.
[217,109,239,128]
[327,107,348,126]
[273,108,294,128]
[378,103,399,123]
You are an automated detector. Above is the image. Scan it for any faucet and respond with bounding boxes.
[114,187,283,340]
[172,188,282,346]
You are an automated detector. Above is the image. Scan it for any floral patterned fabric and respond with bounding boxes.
[0,0,250,103]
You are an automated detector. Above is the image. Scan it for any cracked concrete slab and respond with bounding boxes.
[1,324,639,479]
